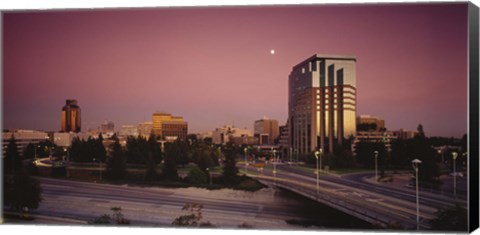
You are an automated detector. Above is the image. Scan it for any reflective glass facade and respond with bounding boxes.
[288,54,356,154]
[61,99,81,133]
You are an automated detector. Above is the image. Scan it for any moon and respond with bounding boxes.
[270,49,275,55]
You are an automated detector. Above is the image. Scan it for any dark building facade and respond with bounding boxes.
[61,99,81,133]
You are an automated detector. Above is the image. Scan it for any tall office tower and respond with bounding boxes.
[254,117,279,145]
[288,54,356,154]
[152,112,188,141]
[61,99,81,133]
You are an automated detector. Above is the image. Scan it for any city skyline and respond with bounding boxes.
[3,3,468,137]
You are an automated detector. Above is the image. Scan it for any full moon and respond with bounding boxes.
[270,49,275,55]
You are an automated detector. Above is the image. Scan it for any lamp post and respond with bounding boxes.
[314,150,320,196]
[244,147,248,175]
[452,152,458,198]
[272,149,277,180]
[374,151,379,182]
[289,147,292,165]
[64,148,70,178]
[411,158,422,230]
[319,148,323,174]
[206,168,212,185]
[34,144,38,160]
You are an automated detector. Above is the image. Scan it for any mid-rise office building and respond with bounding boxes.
[393,128,418,140]
[53,132,88,147]
[2,130,49,156]
[120,125,139,137]
[254,117,279,145]
[152,112,188,141]
[288,54,356,154]
[211,125,253,145]
[61,99,81,133]
[138,121,153,138]
[357,115,385,132]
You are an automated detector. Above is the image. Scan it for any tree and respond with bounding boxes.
[332,146,356,169]
[162,142,179,181]
[148,134,162,164]
[390,140,409,168]
[23,143,36,160]
[105,139,127,180]
[94,134,107,163]
[4,172,42,211]
[186,166,208,184]
[408,125,440,183]
[125,136,149,164]
[429,205,467,231]
[172,203,204,226]
[35,140,56,158]
[354,141,386,168]
[416,124,425,138]
[166,139,189,168]
[222,145,239,185]
[4,135,22,174]
[91,207,130,225]
[144,152,159,181]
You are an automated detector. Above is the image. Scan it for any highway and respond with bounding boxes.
[28,177,330,229]
[243,163,467,229]
[28,157,467,230]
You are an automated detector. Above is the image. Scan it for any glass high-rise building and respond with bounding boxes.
[152,112,188,141]
[61,99,81,133]
[288,54,356,154]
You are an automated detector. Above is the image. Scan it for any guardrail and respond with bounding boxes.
[250,174,426,230]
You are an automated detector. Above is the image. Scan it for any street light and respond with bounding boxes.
[314,150,320,196]
[244,147,248,175]
[319,148,323,174]
[452,152,458,198]
[289,147,293,165]
[206,168,212,185]
[64,148,70,178]
[374,151,379,182]
[272,149,277,180]
[411,158,422,230]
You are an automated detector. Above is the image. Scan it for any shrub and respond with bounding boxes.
[186,166,208,185]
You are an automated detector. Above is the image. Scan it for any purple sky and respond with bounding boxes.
[3,3,468,137]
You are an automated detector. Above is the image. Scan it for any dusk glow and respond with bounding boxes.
[3,4,468,137]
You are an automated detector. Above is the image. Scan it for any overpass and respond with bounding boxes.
[244,164,466,230]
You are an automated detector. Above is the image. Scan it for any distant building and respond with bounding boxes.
[393,128,417,140]
[152,112,188,141]
[61,99,81,133]
[288,54,357,154]
[2,130,49,156]
[211,125,253,145]
[100,121,115,133]
[278,125,290,149]
[254,117,279,145]
[357,115,385,132]
[196,131,213,140]
[138,121,153,138]
[352,115,396,155]
[120,125,139,137]
[53,132,88,147]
